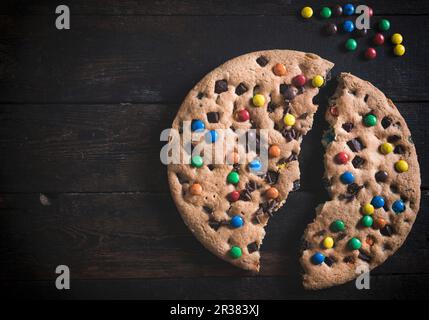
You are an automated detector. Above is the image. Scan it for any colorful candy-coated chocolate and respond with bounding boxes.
[249,159,262,172]
[345,38,357,51]
[237,109,250,122]
[362,203,375,215]
[331,219,346,232]
[312,75,324,88]
[266,187,279,199]
[311,252,325,265]
[323,237,334,249]
[371,195,385,209]
[373,33,385,45]
[340,171,355,184]
[293,74,307,87]
[336,152,349,164]
[189,183,202,195]
[363,114,377,126]
[368,6,373,17]
[269,145,281,158]
[343,20,355,33]
[361,215,373,227]
[365,48,377,60]
[343,4,355,16]
[252,94,265,107]
[333,4,343,16]
[301,6,313,19]
[320,7,332,19]
[392,199,406,213]
[374,217,387,229]
[391,33,403,45]
[206,130,218,143]
[229,246,242,259]
[191,155,203,168]
[230,215,244,228]
[379,19,391,31]
[348,237,362,250]
[325,22,338,35]
[394,44,406,56]
[395,160,409,173]
[273,63,287,76]
[191,119,205,132]
[283,113,296,126]
[379,142,394,154]
[228,191,240,202]
[227,171,240,184]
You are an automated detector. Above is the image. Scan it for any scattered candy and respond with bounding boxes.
[340,171,355,184]
[395,159,409,172]
[229,246,242,259]
[230,215,244,228]
[343,20,355,33]
[252,94,265,107]
[391,33,403,45]
[228,191,240,202]
[361,215,373,227]
[325,22,338,35]
[323,236,334,249]
[190,183,202,195]
[368,6,374,17]
[237,109,250,122]
[362,203,375,215]
[331,219,346,232]
[373,32,385,45]
[269,145,281,158]
[293,74,307,87]
[273,63,287,76]
[365,47,377,60]
[394,44,406,56]
[378,19,391,31]
[320,6,332,19]
[392,199,405,213]
[249,159,262,172]
[191,119,205,132]
[312,75,325,88]
[266,187,279,199]
[227,171,240,184]
[191,155,203,168]
[374,217,387,229]
[311,252,325,265]
[363,113,377,126]
[333,4,343,16]
[371,195,385,209]
[345,38,357,51]
[335,152,349,164]
[206,130,218,143]
[343,4,355,16]
[379,142,394,154]
[283,113,296,126]
[348,237,362,250]
[301,6,313,19]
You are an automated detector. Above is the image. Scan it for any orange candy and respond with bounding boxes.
[273,63,287,76]
[266,187,279,199]
[373,217,387,229]
[189,183,202,195]
[269,145,281,158]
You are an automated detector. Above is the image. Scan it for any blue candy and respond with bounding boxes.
[249,159,262,172]
[205,130,218,143]
[340,171,355,184]
[191,119,205,132]
[343,20,355,33]
[343,4,355,16]
[230,215,244,228]
[311,252,325,265]
[392,200,406,214]
[371,196,385,209]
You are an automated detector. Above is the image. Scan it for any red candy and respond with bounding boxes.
[365,48,377,60]
[229,191,240,202]
[336,152,349,164]
[237,109,250,122]
[373,33,385,45]
[368,7,373,17]
[329,106,339,117]
[293,74,307,87]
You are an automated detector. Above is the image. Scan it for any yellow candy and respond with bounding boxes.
[394,44,406,56]
[283,113,296,126]
[322,237,334,249]
[395,160,409,173]
[252,94,265,107]
[379,142,394,154]
[301,6,313,19]
[362,203,374,215]
[391,33,403,45]
[312,75,324,88]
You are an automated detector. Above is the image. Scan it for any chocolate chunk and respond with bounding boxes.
[235,82,248,96]
[279,83,288,95]
[342,122,354,132]
[240,189,252,201]
[292,179,301,191]
[315,230,326,237]
[336,232,347,241]
[375,170,389,183]
[176,173,188,184]
[233,163,240,172]
[347,183,363,196]
[267,102,277,113]
[245,180,258,192]
[343,256,355,264]
[208,220,222,231]
[301,240,311,251]
[286,152,298,162]
[338,193,355,202]
[282,85,299,101]
[383,203,389,212]
[380,224,394,237]
[214,80,228,94]
[364,94,369,102]
[265,170,279,185]
[256,56,268,67]
[298,112,308,120]
[247,242,259,253]
[390,184,399,194]
[207,164,215,171]
[207,112,220,123]
[282,128,297,142]
[387,135,401,143]
[358,251,372,262]
[394,145,406,154]
[352,156,365,168]
[197,92,204,99]
[322,177,332,188]
[381,116,393,129]
[347,138,365,152]
[261,200,277,216]
[324,256,335,267]
[203,206,213,215]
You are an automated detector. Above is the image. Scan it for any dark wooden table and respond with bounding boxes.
[1,0,428,299]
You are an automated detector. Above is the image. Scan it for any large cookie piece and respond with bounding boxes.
[300,73,421,289]
[168,50,333,271]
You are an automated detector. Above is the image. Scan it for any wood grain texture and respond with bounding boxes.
[0,15,428,103]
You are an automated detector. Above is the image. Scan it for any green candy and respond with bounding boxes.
[330,219,345,232]
[363,114,377,127]
[345,38,357,51]
[229,246,242,259]
[379,19,390,31]
[191,155,203,168]
[320,7,332,19]
[348,237,362,250]
[227,171,240,184]
[361,215,373,227]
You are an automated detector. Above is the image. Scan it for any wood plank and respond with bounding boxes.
[2,274,429,299]
[0,15,428,103]
[0,191,427,281]
[1,103,428,193]
[1,0,428,15]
